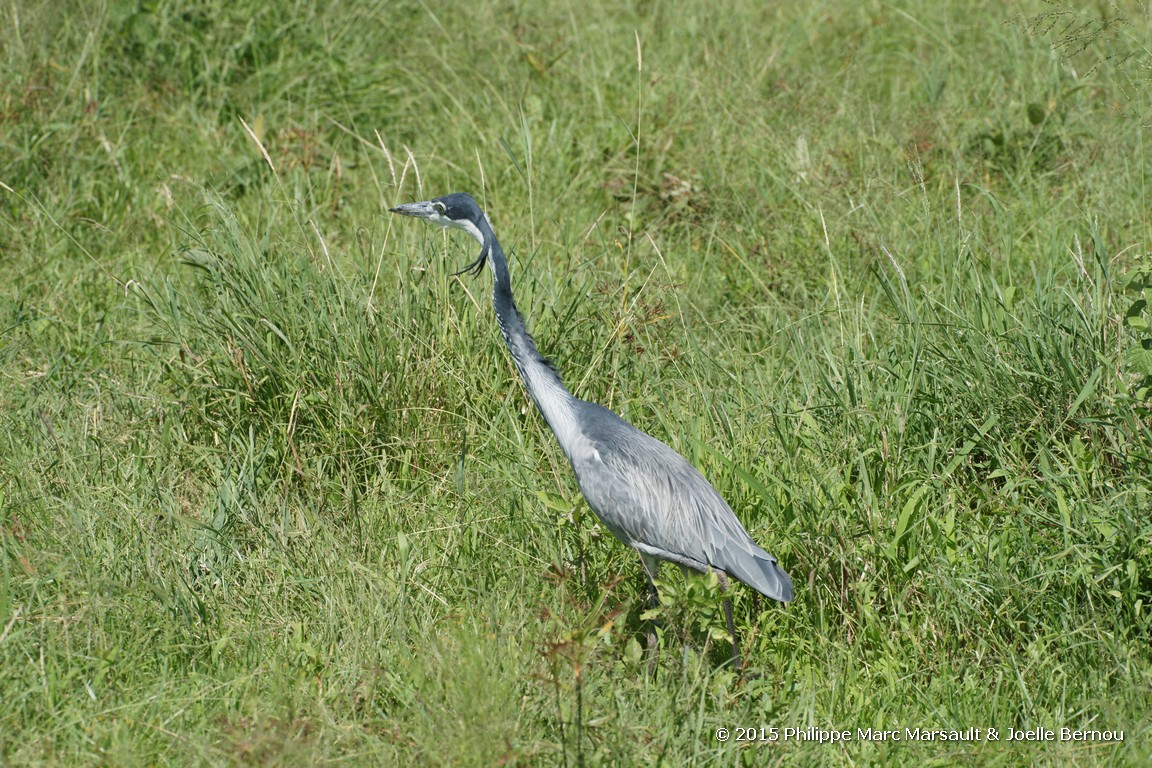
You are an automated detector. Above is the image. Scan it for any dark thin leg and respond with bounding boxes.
[639,554,662,673]
[640,554,661,609]
[645,573,660,608]
[716,572,744,674]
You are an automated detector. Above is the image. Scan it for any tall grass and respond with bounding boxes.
[2,0,1151,765]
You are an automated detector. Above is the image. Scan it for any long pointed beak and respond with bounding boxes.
[389,201,436,219]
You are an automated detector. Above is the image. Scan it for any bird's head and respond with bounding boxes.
[390,192,491,276]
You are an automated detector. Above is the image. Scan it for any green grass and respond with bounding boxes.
[3,0,1152,764]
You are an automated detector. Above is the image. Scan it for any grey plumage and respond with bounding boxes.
[390,192,793,664]
[566,401,793,602]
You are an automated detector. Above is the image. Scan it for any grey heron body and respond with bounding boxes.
[391,193,793,667]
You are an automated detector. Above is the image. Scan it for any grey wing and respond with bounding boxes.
[568,411,794,603]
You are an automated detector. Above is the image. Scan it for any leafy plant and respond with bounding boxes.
[1121,254,1152,400]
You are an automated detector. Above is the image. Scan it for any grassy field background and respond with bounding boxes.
[3,0,1152,765]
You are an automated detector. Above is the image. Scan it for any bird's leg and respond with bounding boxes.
[639,554,662,670]
[716,572,744,674]
[639,554,662,609]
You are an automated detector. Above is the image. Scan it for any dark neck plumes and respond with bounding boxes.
[476,219,579,440]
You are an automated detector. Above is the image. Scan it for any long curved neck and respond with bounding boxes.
[476,220,581,448]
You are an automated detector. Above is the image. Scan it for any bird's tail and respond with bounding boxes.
[730,551,794,603]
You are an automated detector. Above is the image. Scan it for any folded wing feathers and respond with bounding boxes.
[569,409,793,603]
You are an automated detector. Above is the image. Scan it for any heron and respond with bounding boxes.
[390,192,793,670]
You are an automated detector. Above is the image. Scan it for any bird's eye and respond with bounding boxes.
[434,201,447,214]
